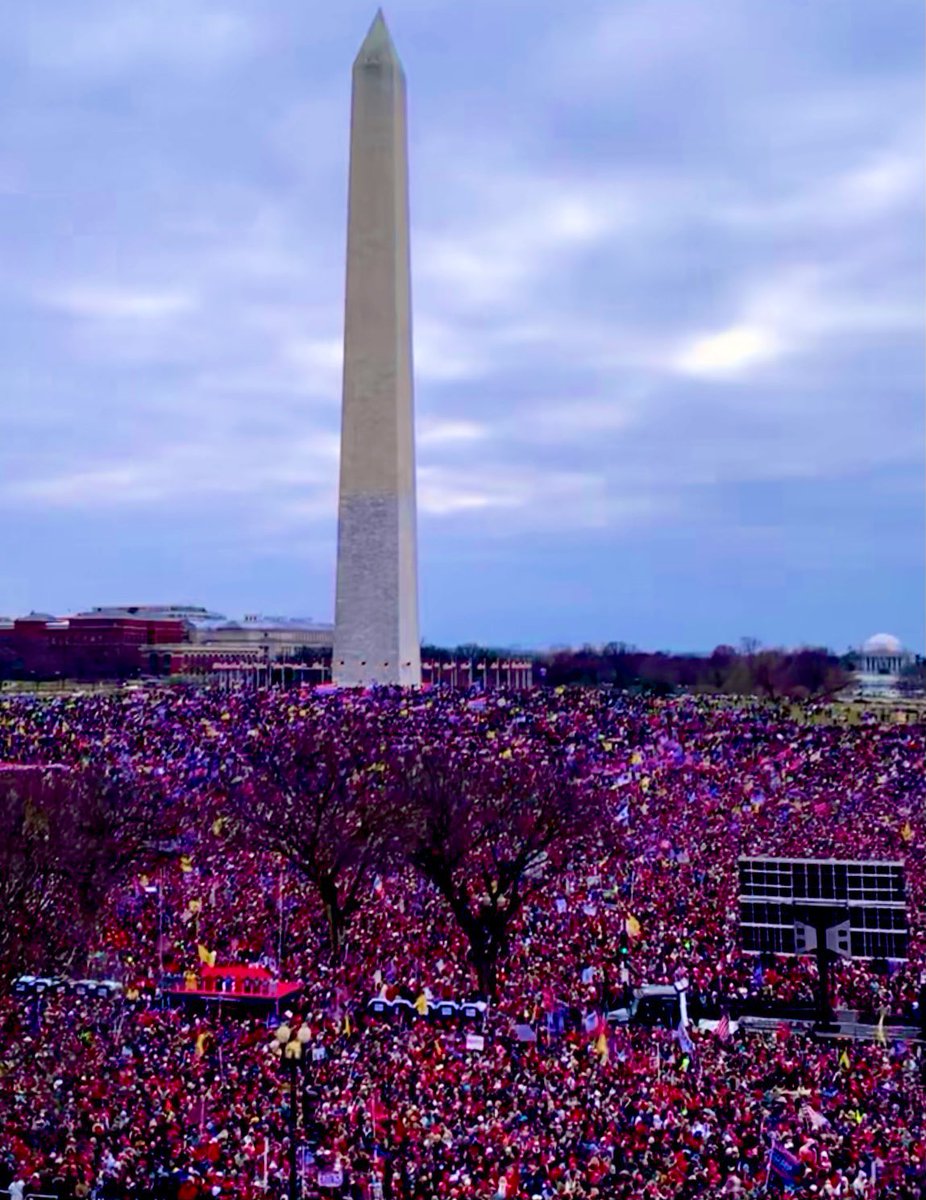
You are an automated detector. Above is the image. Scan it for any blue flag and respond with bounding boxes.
[769,1141,803,1185]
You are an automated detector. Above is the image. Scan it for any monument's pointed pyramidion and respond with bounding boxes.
[355,9,402,69]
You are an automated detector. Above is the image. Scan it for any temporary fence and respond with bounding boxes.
[0,1191,60,1199]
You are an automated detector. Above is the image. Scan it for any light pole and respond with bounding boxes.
[272,1022,312,1200]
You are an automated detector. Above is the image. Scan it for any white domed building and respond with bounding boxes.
[852,633,917,697]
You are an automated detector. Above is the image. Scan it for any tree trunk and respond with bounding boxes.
[324,900,346,960]
[318,876,346,962]
[465,909,509,1000]
[473,950,497,999]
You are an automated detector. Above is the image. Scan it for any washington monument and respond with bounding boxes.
[332,10,421,687]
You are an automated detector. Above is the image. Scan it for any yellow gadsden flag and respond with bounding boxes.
[197,944,216,968]
[626,915,642,941]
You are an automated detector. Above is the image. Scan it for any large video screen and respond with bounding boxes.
[738,857,908,960]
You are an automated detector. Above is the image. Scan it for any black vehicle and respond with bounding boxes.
[608,985,682,1029]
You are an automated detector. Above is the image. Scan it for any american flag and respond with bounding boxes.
[714,1013,731,1043]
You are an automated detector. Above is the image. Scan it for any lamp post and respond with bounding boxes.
[273,1022,312,1200]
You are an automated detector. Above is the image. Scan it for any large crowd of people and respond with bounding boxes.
[0,686,923,1198]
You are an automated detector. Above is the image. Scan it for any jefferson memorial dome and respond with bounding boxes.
[853,632,916,696]
[862,633,903,656]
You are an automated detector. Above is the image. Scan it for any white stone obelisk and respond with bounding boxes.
[332,10,421,687]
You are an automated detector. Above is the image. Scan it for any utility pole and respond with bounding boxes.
[287,1052,299,1200]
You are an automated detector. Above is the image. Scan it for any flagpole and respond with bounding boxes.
[370,1092,381,1187]
[278,866,285,973]
[158,868,165,980]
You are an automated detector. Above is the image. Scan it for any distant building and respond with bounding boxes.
[191,616,332,649]
[151,616,334,681]
[0,606,333,683]
[850,633,919,698]
[0,605,532,690]
[84,605,226,624]
[0,609,188,680]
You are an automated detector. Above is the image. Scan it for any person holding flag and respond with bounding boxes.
[766,1138,805,1189]
[592,1011,610,1064]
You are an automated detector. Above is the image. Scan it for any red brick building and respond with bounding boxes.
[67,614,187,678]
[0,611,187,681]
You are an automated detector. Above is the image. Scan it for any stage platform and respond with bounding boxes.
[160,964,303,1010]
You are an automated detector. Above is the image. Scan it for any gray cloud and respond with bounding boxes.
[0,0,921,648]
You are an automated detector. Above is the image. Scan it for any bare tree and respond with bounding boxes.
[73,765,173,915]
[0,764,162,978]
[224,713,399,959]
[0,768,71,976]
[400,735,593,997]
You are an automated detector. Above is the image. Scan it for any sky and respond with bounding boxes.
[0,0,922,653]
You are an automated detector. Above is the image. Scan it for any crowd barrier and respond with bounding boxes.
[0,1191,59,1199]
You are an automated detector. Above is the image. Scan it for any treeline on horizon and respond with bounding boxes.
[423,640,855,699]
